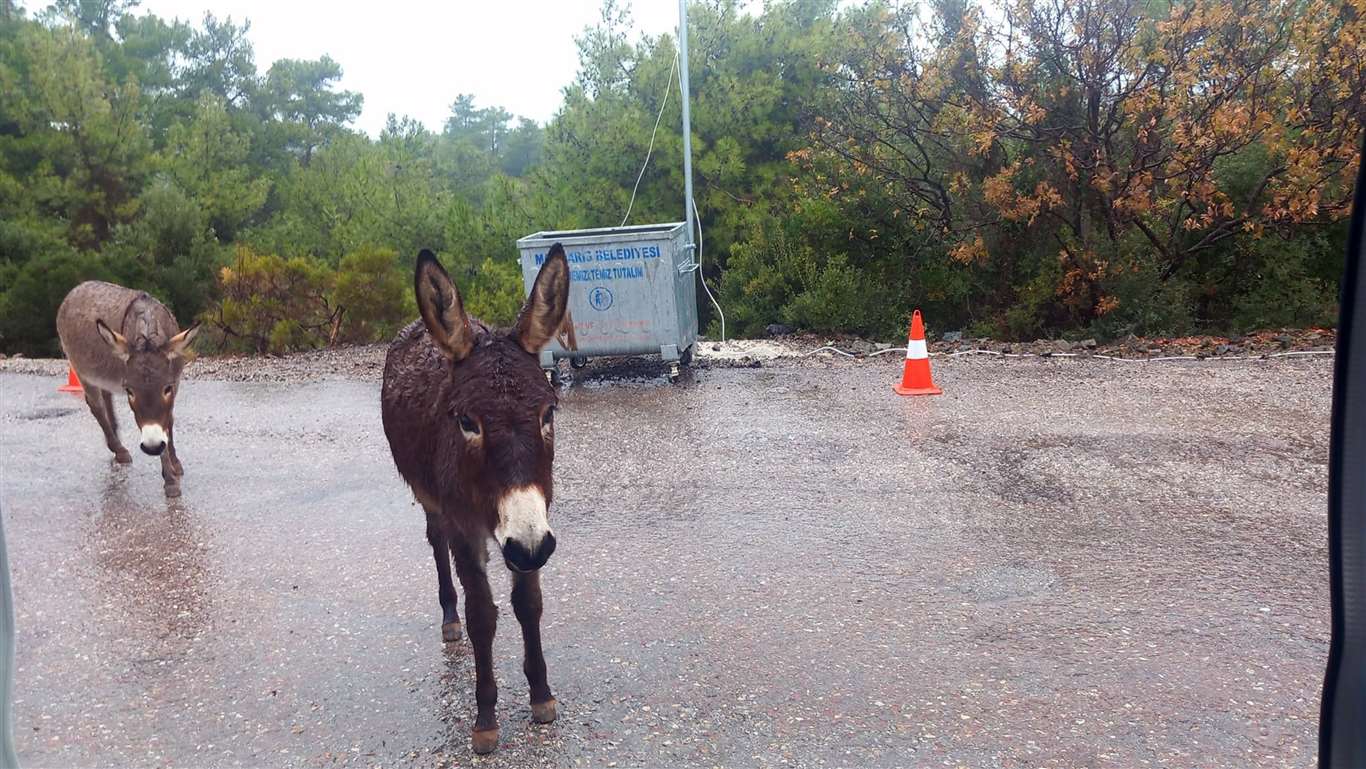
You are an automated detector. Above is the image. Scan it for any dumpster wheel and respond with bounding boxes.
[570,356,588,369]
[668,345,694,382]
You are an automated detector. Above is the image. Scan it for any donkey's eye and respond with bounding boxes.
[163,385,173,397]
[458,414,480,435]
[541,409,554,428]
[125,388,134,401]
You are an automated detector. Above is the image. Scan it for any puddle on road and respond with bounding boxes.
[16,406,79,421]
[963,564,1059,602]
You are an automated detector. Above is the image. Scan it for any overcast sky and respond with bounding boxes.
[29,0,695,134]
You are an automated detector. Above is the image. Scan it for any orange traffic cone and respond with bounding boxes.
[893,310,942,396]
[58,365,83,394]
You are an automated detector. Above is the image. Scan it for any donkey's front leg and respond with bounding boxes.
[84,387,131,463]
[511,569,556,724]
[166,423,184,477]
[159,429,181,498]
[452,539,499,754]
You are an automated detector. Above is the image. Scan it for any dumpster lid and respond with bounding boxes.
[517,222,686,248]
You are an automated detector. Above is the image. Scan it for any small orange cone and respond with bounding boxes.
[893,310,942,396]
[58,365,83,394]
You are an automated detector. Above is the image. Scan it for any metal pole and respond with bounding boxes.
[0,506,18,769]
[678,0,696,254]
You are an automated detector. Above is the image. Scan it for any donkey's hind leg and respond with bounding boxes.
[425,509,461,642]
[85,386,131,464]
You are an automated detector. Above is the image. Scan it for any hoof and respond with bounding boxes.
[531,698,558,724]
[471,728,499,754]
[164,483,182,499]
[441,621,462,643]
[114,451,132,464]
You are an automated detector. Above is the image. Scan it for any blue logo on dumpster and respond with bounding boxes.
[589,286,614,311]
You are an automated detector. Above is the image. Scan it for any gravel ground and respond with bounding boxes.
[1,348,1334,768]
[0,327,1339,384]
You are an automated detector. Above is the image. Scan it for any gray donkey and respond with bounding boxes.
[56,281,198,497]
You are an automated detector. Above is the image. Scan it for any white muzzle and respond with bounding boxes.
[139,423,168,455]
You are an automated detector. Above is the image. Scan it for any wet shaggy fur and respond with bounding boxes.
[57,282,184,395]
[380,318,558,536]
[379,246,570,755]
[56,281,196,495]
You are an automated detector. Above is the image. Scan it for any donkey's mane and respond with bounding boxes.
[120,291,168,351]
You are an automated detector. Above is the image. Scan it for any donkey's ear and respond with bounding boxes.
[415,249,474,361]
[515,243,570,355]
[165,324,199,360]
[95,319,129,362]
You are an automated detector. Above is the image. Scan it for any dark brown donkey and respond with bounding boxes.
[56,281,198,497]
[381,246,569,754]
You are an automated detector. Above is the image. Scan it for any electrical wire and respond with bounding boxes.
[616,50,726,341]
[798,346,1336,362]
[621,52,678,228]
[691,193,726,342]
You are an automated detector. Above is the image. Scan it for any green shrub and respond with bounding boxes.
[206,246,337,354]
[719,222,923,339]
[782,252,873,331]
[717,230,796,337]
[0,248,114,356]
[1088,259,1195,340]
[460,256,524,326]
[334,246,408,342]
[1227,233,1340,331]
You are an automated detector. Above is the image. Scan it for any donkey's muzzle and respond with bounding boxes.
[140,424,168,455]
[495,486,555,571]
[502,532,556,573]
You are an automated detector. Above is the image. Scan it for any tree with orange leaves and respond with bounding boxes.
[807,0,1364,332]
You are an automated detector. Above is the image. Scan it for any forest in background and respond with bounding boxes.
[1,0,1362,355]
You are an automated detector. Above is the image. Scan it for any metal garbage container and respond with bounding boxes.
[516,222,698,371]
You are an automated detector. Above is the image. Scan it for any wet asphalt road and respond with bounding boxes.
[0,356,1332,768]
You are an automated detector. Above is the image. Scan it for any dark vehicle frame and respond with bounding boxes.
[1320,141,1366,768]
